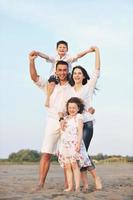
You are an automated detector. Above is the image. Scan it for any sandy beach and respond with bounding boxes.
[0,162,133,200]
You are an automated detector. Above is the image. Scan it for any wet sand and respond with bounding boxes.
[0,163,133,200]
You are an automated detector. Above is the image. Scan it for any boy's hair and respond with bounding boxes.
[66,97,85,114]
[56,60,69,70]
[56,40,68,49]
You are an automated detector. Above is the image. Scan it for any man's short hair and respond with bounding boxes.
[56,60,69,70]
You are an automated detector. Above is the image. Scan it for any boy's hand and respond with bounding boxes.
[29,51,38,61]
[88,107,95,114]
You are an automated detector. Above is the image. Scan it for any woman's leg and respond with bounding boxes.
[80,171,88,191]
[82,121,102,190]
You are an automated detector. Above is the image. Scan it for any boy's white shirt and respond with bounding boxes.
[46,53,79,75]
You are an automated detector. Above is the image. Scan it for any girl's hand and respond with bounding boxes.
[75,143,80,152]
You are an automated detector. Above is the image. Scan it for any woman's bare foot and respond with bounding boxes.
[82,186,88,193]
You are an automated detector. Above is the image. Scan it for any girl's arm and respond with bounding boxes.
[76,118,83,152]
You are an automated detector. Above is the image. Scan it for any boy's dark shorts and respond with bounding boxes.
[48,73,72,84]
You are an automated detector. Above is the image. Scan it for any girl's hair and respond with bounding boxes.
[70,66,90,86]
[66,97,85,115]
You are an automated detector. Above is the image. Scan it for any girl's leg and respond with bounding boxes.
[71,162,80,192]
[64,163,73,191]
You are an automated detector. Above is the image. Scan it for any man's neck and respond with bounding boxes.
[60,80,68,86]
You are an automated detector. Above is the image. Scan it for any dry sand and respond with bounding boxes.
[0,162,133,200]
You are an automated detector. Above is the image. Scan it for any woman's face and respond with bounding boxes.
[72,68,85,85]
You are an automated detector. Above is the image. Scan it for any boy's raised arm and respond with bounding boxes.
[77,47,94,59]
[36,51,50,60]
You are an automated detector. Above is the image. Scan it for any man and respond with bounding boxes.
[29,51,71,190]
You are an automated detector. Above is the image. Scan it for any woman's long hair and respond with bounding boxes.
[69,65,98,92]
[70,66,90,86]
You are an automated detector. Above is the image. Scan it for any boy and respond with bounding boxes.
[33,40,93,106]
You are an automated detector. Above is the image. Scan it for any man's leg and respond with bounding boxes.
[37,153,52,190]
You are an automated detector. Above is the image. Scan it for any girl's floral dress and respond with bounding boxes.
[58,113,92,168]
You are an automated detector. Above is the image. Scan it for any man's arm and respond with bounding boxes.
[29,51,39,82]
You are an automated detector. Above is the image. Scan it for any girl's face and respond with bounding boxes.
[68,102,79,116]
[72,68,85,84]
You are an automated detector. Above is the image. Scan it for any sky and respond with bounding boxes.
[0,0,132,158]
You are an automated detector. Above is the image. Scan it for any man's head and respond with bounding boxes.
[55,60,69,82]
[56,40,68,57]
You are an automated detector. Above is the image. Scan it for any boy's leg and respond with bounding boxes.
[45,82,56,107]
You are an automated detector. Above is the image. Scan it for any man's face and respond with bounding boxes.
[56,64,68,81]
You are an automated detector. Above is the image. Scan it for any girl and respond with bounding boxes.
[58,97,92,192]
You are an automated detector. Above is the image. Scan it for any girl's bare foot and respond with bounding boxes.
[64,188,73,192]
[75,187,80,192]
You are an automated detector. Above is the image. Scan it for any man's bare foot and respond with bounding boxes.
[31,184,43,193]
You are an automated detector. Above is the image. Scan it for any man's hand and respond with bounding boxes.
[60,120,67,131]
[88,107,95,114]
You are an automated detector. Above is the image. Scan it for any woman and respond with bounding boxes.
[48,46,102,191]
[65,46,102,191]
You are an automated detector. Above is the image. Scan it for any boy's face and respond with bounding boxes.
[56,64,68,82]
[57,44,68,57]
